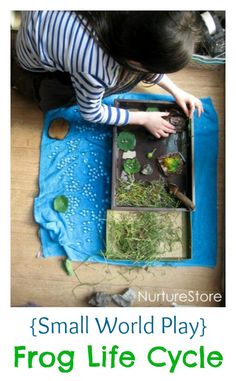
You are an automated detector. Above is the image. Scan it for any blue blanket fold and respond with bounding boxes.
[34,93,219,268]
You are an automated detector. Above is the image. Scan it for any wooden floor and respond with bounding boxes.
[11,65,225,307]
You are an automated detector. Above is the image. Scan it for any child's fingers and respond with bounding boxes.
[196,105,201,117]
[159,130,169,138]
[178,101,190,117]
[163,124,176,133]
[197,102,204,117]
[192,100,203,117]
[188,103,195,118]
[154,131,161,138]
[162,119,176,130]
[159,112,170,117]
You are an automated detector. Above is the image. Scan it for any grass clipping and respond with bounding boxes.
[116,179,180,208]
[105,211,182,262]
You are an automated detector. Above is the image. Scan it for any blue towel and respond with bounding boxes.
[34,94,219,267]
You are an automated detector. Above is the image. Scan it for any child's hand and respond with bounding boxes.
[143,111,176,138]
[173,89,203,118]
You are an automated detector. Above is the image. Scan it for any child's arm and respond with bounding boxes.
[157,75,204,118]
[71,73,130,125]
[128,73,204,138]
[129,111,176,139]
[71,72,174,138]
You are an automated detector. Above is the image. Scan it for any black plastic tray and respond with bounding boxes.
[111,99,195,212]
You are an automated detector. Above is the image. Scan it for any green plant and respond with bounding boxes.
[117,131,136,151]
[116,179,181,208]
[123,158,141,175]
[146,148,157,159]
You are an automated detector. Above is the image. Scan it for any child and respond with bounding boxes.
[14,11,203,138]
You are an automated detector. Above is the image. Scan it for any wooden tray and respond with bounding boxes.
[106,210,192,261]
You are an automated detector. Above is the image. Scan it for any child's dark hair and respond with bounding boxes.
[77,11,202,74]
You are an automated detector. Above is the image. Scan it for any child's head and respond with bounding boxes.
[78,11,202,74]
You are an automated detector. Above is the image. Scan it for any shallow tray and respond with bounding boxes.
[105,210,192,261]
[111,99,195,212]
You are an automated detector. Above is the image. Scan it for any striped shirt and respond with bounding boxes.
[16,11,164,125]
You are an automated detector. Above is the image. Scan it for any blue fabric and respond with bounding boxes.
[34,93,219,267]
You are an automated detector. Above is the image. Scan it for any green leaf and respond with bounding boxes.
[146,107,159,112]
[63,259,74,276]
[123,158,141,174]
[117,131,136,151]
[53,195,69,213]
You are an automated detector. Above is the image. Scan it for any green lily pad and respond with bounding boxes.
[53,195,69,213]
[117,131,136,151]
[123,158,141,174]
[146,107,159,112]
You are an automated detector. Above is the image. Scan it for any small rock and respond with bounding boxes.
[120,170,129,182]
[88,288,136,307]
[112,288,136,307]
[122,150,136,159]
[88,292,112,307]
[141,164,153,175]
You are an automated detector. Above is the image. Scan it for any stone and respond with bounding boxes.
[88,288,136,307]
[120,170,129,182]
[88,292,112,307]
[122,150,136,159]
[112,288,136,307]
[141,163,153,175]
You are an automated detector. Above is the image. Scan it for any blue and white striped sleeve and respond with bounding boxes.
[71,72,130,126]
[143,73,165,84]
[154,74,165,83]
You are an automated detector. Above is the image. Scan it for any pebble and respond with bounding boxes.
[120,170,129,182]
[141,163,153,175]
[122,150,136,159]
